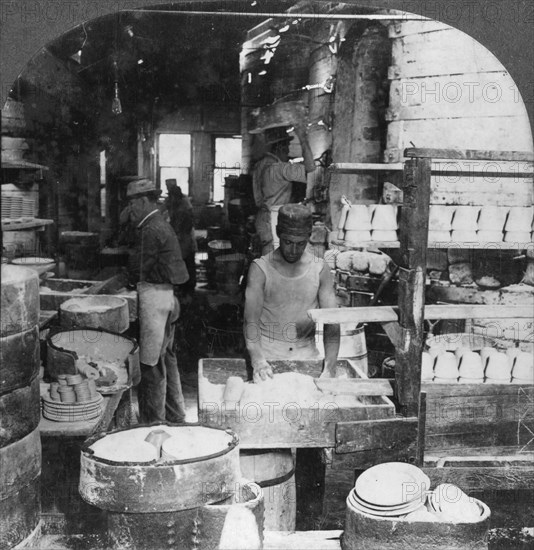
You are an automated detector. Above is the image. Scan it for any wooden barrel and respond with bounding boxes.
[0,266,41,547]
[342,494,491,550]
[239,449,296,531]
[107,481,263,550]
[80,425,241,513]
[60,295,129,333]
[0,429,42,548]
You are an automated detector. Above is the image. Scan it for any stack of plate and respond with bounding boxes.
[347,462,430,518]
[42,392,103,422]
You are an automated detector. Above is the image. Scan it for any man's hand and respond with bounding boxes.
[253,361,274,383]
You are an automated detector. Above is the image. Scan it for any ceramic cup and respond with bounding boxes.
[371,230,398,242]
[458,352,484,379]
[451,206,479,231]
[345,205,372,230]
[434,352,459,379]
[344,230,371,243]
[478,206,508,231]
[504,207,533,232]
[429,206,455,231]
[512,352,534,380]
[485,352,512,380]
[371,205,398,230]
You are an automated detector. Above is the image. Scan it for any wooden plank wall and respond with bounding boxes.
[385,20,533,207]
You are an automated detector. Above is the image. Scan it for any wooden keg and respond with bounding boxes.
[0,266,42,547]
[0,430,42,548]
[239,449,296,531]
[60,295,129,333]
[107,481,264,550]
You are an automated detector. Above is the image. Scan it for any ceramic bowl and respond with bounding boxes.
[338,204,351,229]
[345,205,372,230]
[503,231,532,243]
[451,206,479,231]
[421,352,434,380]
[478,206,508,231]
[504,207,534,232]
[429,205,455,231]
[428,230,452,243]
[512,352,533,379]
[434,352,459,379]
[485,352,512,380]
[371,230,398,242]
[458,352,484,378]
[480,347,498,368]
[371,205,398,230]
[344,230,371,243]
[11,256,55,275]
[476,230,503,244]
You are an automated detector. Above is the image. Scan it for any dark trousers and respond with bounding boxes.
[138,326,186,424]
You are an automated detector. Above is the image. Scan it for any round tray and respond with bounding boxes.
[42,393,103,407]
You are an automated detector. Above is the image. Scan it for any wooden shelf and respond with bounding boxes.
[332,240,533,250]
[308,304,533,324]
[2,218,54,230]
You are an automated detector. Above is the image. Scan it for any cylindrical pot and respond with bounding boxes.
[0,265,39,337]
[0,325,39,394]
[80,425,241,513]
[107,481,263,550]
[60,295,129,333]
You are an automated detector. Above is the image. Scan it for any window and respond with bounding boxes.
[213,136,242,202]
[158,134,191,196]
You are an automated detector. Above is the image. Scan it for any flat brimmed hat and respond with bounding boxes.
[126,178,162,198]
[277,203,313,237]
[264,127,294,146]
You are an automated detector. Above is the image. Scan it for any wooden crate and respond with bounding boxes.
[198,358,395,449]
[423,382,534,450]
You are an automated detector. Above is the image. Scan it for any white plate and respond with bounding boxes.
[354,462,431,507]
[351,488,424,511]
[348,490,425,517]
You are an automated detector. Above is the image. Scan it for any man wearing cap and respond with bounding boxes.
[253,125,316,255]
[244,203,340,382]
[126,178,189,423]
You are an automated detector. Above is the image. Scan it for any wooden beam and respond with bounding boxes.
[396,157,431,417]
[335,417,418,454]
[308,304,533,324]
[404,148,534,162]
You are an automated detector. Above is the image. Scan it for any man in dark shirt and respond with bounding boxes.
[127,178,189,423]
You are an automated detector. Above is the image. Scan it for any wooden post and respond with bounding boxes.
[395,157,431,417]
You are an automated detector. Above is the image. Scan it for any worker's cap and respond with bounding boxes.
[264,127,294,146]
[277,204,313,237]
[126,178,162,199]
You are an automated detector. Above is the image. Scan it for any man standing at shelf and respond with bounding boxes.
[253,125,317,255]
[126,178,189,424]
[244,203,340,382]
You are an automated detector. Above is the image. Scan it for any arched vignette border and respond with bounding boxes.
[0,0,533,136]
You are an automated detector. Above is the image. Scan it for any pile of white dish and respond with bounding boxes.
[324,249,391,277]
[429,205,533,243]
[347,463,487,523]
[422,347,533,384]
[337,204,399,244]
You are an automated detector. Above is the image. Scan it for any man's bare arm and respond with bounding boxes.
[317,262,340,377]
